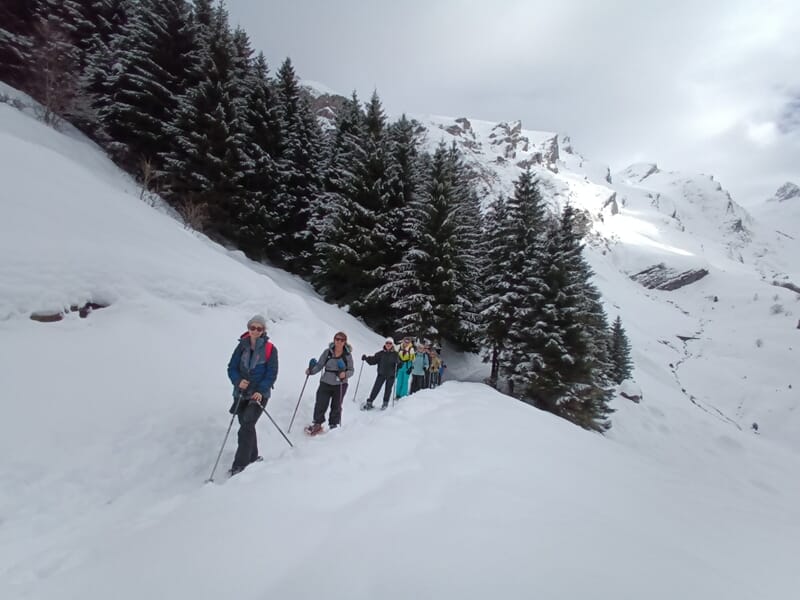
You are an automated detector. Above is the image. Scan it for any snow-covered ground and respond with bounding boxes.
[2,90,800,599]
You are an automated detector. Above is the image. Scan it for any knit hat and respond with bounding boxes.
[384,337,394,345]
[247,314,267,329]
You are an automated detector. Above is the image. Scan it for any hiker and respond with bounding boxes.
[304,331,354,435]
[409,343,430,394]
[428,347,442,388]
[395,337,415,399]
[226,314,279,475]
[360,338,400,410]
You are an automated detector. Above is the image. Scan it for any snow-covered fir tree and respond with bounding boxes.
[442,144,485,350]
[0,0,37,90]
[480,169,548,389]
[273,57,322,271]
[480,194,513,385]
[312,92,371,303]
[518,203,614,432]
[609,315,633,384]
[161,1,247,241]
[373,143,480,343]
[346,92,404,325]
[360,114,426,334]
[235,51,283,259]
[100,0,198,171]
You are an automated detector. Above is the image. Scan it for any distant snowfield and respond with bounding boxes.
[1,90,799,599]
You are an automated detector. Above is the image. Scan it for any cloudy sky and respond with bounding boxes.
[226,0,800,206]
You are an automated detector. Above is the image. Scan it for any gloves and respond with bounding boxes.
[361,354,367,361]
[407,365,413,374]
[308,358,317,368]
[337,358,346,370]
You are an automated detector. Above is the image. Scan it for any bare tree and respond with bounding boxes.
[178,196,210,232]
[26,18,81,128]
[139,158,162,206]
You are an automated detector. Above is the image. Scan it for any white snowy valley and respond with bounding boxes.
[1,82,800,599]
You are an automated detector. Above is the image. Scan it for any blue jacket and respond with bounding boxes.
[227,333,279,400]
[410,352,429,376]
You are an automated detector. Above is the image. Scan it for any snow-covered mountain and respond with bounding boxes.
[2,82,800,599]
[408,111,800,448]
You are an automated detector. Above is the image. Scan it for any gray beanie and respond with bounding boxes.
[247,314,267,329]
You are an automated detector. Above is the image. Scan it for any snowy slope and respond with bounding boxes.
[2,90,800,599]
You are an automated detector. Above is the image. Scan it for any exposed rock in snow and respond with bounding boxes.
[618,379,643,403]
[770,182,800,202]
[631,264,709,291]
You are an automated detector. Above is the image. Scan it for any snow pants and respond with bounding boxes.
[395,365,411,398]
[313,381,348,427]
[233,400,263,469]
[410,374,425,394]
[367,374,393,406]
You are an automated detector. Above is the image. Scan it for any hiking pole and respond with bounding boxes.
[392,363,399,407]
[206,392,243,483]
[287,374,310,433]
[352,359,364,402]
[258,404,293,448]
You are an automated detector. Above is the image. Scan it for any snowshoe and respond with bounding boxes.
[360,402,374,411]
[228,465,245,477]
[380,404,388,411]
[305,423,324,436]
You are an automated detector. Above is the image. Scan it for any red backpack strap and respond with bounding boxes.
[264,341,274,361]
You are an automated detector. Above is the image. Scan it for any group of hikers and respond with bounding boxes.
[224,314,445,476]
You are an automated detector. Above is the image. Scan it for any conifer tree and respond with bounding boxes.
[269,58,322,270]
[609,315,633,384]
[516,203,613,432]
[443,144,485,349]
[312,92,370,302]
[480,194,513,386]
[358,114,426,334]
[346,92,403,324]
[481,169,548,389]
[100,0,198,171]
[161,1,247,241]
[497,170,551,397]
[236,52,283,258]
[76,0,132,138]
[0,0,37,89]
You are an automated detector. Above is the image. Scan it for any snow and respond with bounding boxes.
[2,93,800,599]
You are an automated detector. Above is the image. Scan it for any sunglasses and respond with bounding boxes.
[334,337,346,342]
[249,326,264,332]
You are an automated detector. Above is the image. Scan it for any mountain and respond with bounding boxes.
[2,81,800,599]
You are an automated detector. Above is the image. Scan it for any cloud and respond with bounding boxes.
[227,0,800,204]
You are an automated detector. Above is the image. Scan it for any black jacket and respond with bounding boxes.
[364,349,400,377]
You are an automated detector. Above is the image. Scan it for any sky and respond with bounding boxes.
[2,81,800,599]
[226,0,800,206]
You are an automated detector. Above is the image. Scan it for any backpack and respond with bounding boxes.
[240,332,274,362]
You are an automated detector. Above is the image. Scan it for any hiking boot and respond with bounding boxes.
[360,402,374,411]
[380,403,388,410]
[228,465,245,476]
[305,423,324,436]
[329,423,340,430]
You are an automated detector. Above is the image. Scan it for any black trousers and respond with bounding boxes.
[313,382,348,426]
[233,400,262,468]
[410,374,425,394]
[367,374,393,406]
